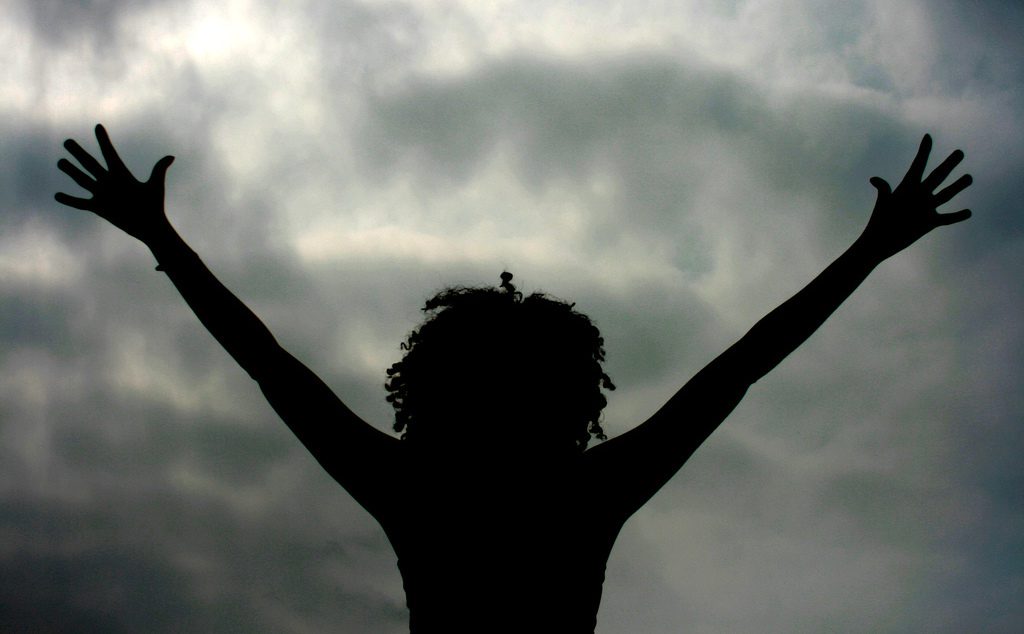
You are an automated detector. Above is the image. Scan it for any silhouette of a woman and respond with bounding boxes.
[56,125,971,633]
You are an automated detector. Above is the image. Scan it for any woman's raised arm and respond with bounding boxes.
[587,134,973,519]
[56,124,400,515]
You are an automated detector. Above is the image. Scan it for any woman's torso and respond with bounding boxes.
[376,453,625,633]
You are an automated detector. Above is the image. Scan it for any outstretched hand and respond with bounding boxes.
[857,134,973,261]
[56,124,175,244]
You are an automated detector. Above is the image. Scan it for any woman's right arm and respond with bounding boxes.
[56,125,400,513]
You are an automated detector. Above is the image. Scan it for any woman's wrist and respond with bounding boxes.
[847,234,888,270]
[146,217,192,271]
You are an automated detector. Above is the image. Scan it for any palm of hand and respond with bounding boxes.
[56,124,175,244]
[860,134,973,260]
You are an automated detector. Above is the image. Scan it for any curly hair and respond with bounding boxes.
[385,273,615,450]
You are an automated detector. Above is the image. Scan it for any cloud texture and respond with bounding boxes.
[2,0,1021,631]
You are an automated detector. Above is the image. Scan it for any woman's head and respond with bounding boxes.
[385,273,615,452]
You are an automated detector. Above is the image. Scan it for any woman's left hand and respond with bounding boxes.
[857,134,973,261]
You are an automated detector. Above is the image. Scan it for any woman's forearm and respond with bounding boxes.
[729,238,882,385]
[146,221,283,381]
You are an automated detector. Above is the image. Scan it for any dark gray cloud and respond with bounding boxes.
[0,339,405,631]
[354,53,969,274]
[931,0,1024,90]
[0,491,405,633]
[11,0,171,48]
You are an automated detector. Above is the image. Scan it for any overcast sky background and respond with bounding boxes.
[2,0,1022,632]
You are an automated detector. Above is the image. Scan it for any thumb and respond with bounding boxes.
[869,176,891,197]
[149,155,175,184]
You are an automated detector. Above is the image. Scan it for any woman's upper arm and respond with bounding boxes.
[254,346,402,516]
[585,350,751,519]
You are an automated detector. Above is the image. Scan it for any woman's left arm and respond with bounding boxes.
[587,134,973,519]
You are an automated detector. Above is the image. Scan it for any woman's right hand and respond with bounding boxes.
[56,124,176,244]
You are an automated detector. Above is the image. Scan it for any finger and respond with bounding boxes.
[870,176,892,196]
[54,192,94,211]
[906,133,932,183]
[63,139,106,177]
[57,158,96,191]
[94,123,128,173]
[933,174,972,207]
[148,155,175,184]
[935,209,971,226]
[922,149,964,191]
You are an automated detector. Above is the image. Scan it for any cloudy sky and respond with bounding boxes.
[2,0,1022,631]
